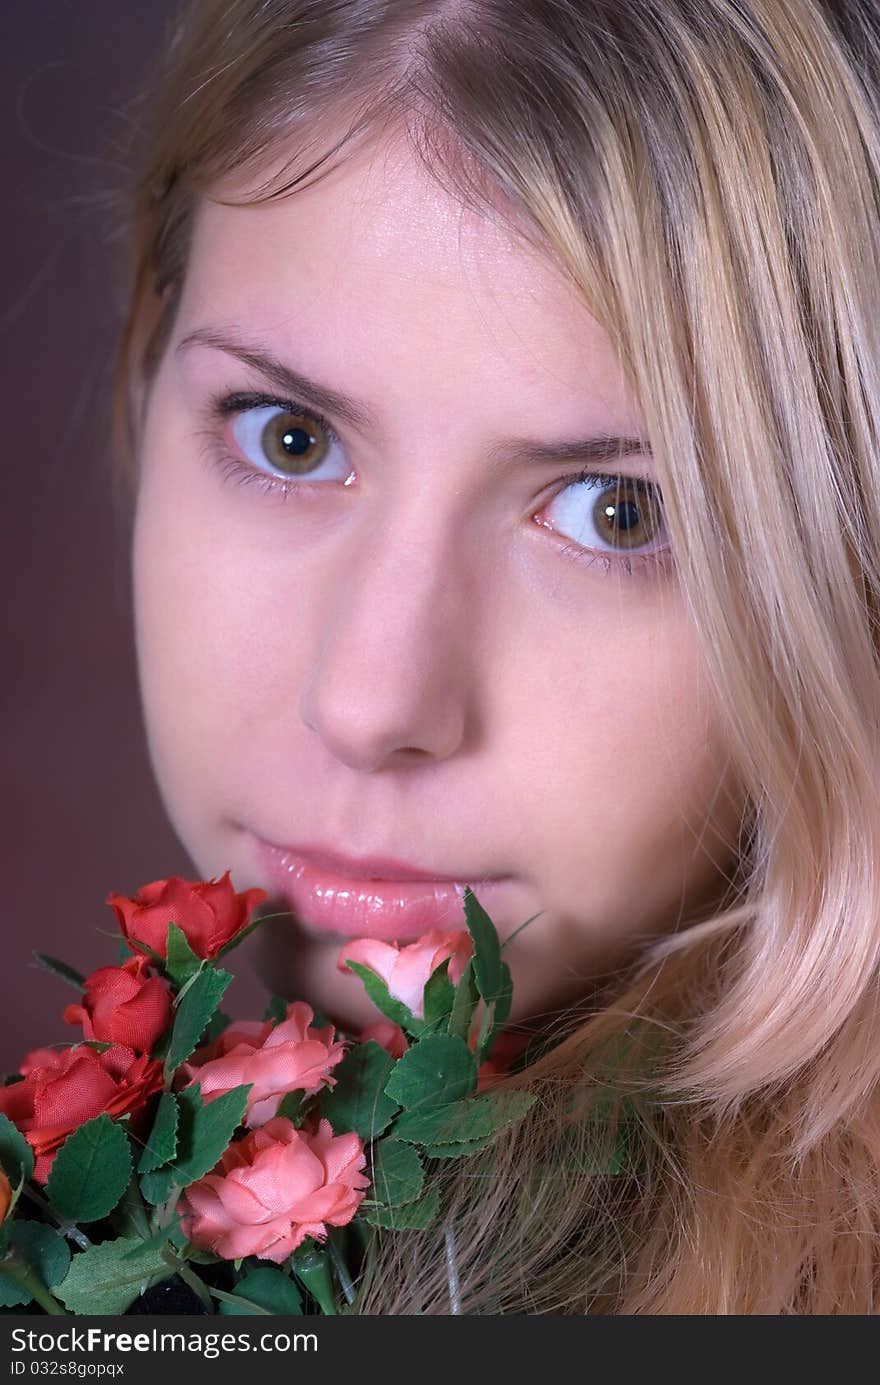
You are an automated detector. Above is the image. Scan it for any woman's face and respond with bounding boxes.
[133,131,743,1031]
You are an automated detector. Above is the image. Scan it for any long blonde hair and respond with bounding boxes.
[112,0,880,1312]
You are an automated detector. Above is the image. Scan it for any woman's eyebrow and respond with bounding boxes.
[176,326,652,466]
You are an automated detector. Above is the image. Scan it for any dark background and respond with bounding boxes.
[1,2,265,1068]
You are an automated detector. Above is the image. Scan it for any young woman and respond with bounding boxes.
[112,0,880,1312]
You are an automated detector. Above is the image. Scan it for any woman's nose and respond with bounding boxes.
[297,520,475,773]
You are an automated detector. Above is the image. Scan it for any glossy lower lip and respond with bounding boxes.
[254,838,508,942]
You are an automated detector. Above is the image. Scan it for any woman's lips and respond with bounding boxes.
[253,837,509,943]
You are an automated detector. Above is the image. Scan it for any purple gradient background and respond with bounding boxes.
[1,3,266,1068]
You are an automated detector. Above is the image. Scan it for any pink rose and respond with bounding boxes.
[180,1002,345,1126]
[106,871,268,961]
[337,929,473,1019]
[359,1019,408,1059]
[179,1116,370,1261]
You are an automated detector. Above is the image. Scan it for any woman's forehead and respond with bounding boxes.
[179,144,644,437]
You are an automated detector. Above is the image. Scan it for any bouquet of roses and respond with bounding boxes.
[0,873,537,1316]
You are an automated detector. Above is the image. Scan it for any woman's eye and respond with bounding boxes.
[538,471,669,572]
[228,403,351,483]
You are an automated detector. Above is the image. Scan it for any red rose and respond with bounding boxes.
[0,1044,163,1182]
[106,870,268,961]
[63,955,172,1054]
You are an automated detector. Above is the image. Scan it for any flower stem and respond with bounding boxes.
[326,1235,356,1307]
[21,1185,91,1250]
[0,1252,67,1316]
[160,1248,213,1312]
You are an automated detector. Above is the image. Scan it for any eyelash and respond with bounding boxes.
[202,390,671,579]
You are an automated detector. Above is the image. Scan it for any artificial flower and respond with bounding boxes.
[63,955,171,1054]
[0,1044,163,1182]
[180,1002,345,1126]
[106,870,267,960]
[337,929,473,1019]
[179,1115,369,1261]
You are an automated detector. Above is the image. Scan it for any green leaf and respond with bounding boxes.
[55,1236,174,1315]
[121,1216,181,1260]
[0,1266,29,1308]
[370,1140,424,1207]
[31,953,85,991]
[138,1168,176,1206]
[137,1092,179,1173]
[10,1223,69,1287]
[218,1266,303,1315]
[447,959,479,1043]
[462,886,503,1003]
[319,1042,399,1140]
[0,1223,72,1306]
[0,1114,34,1186]
[384,1034,476,1112]
[362,1187,440,1230]
[422,959,455,1028]
[164,964,232,1079]
[140,1082,250,1203]
[46,1114,132,1223]
[422,1135,498,1157]
[164,922,203,988]
[344,962,422,1035]
[392,1089,535,1145]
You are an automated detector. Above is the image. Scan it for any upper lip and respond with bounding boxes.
[259,837,500,884]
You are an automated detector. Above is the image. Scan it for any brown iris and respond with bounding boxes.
[260,409,331,476]
[593,478,664,551]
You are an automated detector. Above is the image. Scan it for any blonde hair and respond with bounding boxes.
[113,0,880,1312]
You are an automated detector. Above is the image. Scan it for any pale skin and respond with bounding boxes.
[132,128,744,1033]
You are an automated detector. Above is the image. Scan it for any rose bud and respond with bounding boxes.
[63,955,172,1054]
[107,870,267,961]
[179,1115,369,1262]
[337,929,473,1019]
